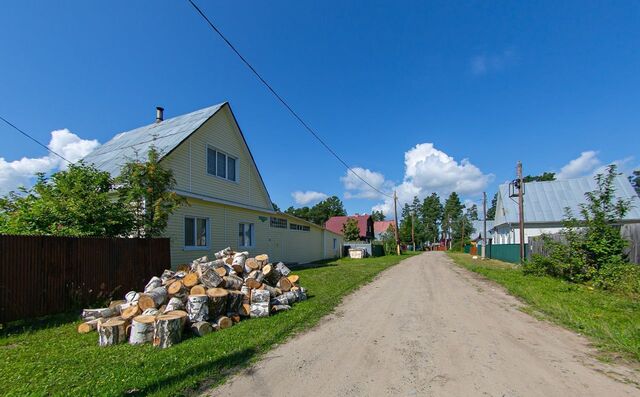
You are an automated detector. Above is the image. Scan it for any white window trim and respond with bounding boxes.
[184,216,210,250]
[205,144,239,184]
[238,222,255,249]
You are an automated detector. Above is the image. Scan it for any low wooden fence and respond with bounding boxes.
[0,235,170,323]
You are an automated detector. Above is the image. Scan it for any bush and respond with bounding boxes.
[594,263,640,296]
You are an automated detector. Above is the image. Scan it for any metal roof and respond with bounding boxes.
[83,103,224,177]
[494,174,640,226]
[471,220,494,235]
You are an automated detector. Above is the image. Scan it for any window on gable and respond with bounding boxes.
[207,147,237,182]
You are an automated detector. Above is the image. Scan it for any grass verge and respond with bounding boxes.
[0,253,417,396]
[447,252,640,361]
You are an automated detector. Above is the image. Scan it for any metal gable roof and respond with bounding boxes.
[494,174,640,226]
[83,103,224,178]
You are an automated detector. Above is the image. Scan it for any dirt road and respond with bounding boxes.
[203,252,639,396]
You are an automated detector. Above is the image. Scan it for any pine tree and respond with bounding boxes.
[421,192,443,244]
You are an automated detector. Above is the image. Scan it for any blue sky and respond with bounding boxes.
[1,1,638,216]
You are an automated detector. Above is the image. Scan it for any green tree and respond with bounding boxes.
[380,224,397,255]
[371,210,386,222]
[0,162,132,237]
[272,202,281,212]
[629,170,640,195]
[466,204,479,221]
[117,147,186,238]
[523,172,556,183]
[442,192,464,240]
[486,192,498,220]
[286,195,346,226]
[451,214,474,250]
[342,217,361,241]
[398,203,413,244]
[421,192,443,244]
[285,206,311,221]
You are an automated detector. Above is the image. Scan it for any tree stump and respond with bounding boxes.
[153,314,183,348]
[190,285,206,295]
[206,288,228,318]
[138,286,167,310]
[128,315,155,345]
[223,275,243,290]
[166,310,189,328]
[187,294,209,322]
[197,265,224,288]
[274,262,292,277]
[225,290,244,315]
[277,277,293,292]
[164,297,184,313]
[98,319,127,346]
[262,264,282,286]
[190,321,213,337]
[144,276,162,292]
[183,272,199,288]
[255,254,269,268]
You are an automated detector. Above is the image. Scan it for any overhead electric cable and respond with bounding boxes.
[186,0,393,199]
[0,115,71,163]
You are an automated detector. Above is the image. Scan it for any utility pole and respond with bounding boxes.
[461,217,465,251]
[517,161,525,262]
[411,211,416,251]
[482,191,487,259]
[393,190,401,255]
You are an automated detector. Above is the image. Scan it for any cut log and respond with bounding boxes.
[190,284,206,295]
[214,266,227,277]
[192,255,209,264]
[182,272,199,288]
[166,310,189,328]
[251,289,271,304]
[187,294,209,322]
[225,290,244,315]
[209,259,227,268]
[128,315,155,345]
[214,316,233,330]
[214,247,233,259]
[287,274,300,284]
[294,287,308,302]
[262,264,282,286]
[197,265,224,288]
[121,305,141,321]
[245,278,262,289]
[190,321,213,337]
[223,275,243,290]
[274,262,291,277]
[144,276,162,292]
[260,283,281,298]
[141,308,159,317]
[271,291,298,306]
[160,269,175,284]
[164,297,185,313]
[167,280,186,296]
[271,304,291,313]
[77,318,102,334]
[240,285,251,302]
[255,254,269,268]
[176,263,191,272]
[245,269,265,286]
[138,286,167,310]
[153,314,183,348]
[277,276,293,292]
[240,303,251,317]
[125,291,140,303]
[250,289,270,318]
[231,252,248,275]
[114,301,136,315]
[206,288,229,318]
[109,300,126,310]
[98,319,127,346]
[81,307,115,321]
[244,257,260,273]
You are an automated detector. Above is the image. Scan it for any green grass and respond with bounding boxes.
[447,252,640,361]
[0,253,416,396]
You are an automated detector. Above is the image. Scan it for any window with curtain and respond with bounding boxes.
[239,222,254,248]
[185,216,209,248]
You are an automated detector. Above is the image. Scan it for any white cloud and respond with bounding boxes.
[471,49,517,76]
[341,167,393,199]
[291,190,328,206]
[556,151,601,179]
[350,143,493,218]
[0,129,99,194]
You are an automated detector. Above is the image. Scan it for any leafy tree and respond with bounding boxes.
[486,192,498,220]
[286,195,346,226]
[466,204,479,221]
[116,147,186,238]
[523,172,556,183]
[399,197,425,247]
[0,162,132,236]
[371,210,386,222]
[285,206,310,221]
[442,192,464,240]
[272,202,281,212]
[421,192,442,244]
[342,217,361,241]
[380,224,397,255]
[451,214,474,250]
[630,170,640,195]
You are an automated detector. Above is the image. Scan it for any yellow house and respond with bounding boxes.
[84,102,343,267]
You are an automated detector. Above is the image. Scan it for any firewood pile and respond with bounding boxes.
[77,248,307,348]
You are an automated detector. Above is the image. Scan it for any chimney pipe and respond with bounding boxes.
[156,106,164,123]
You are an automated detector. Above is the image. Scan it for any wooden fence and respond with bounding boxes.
[0,235,170,323]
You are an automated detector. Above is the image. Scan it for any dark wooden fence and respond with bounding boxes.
[0,235,170,323]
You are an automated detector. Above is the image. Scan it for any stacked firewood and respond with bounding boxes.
[78,248,307,348]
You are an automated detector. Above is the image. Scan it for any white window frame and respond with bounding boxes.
[238,222,255,249]
[184,216,210,250]
[206,145,239,183]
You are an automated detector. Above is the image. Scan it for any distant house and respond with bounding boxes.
[373,220,396,240]
[471,220,494,242]
[493,174,640,245]
[84,103,343,266]
[325,215,374,241]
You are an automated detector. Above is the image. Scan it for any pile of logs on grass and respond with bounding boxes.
[78,248,307,348]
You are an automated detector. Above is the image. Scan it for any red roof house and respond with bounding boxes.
[373,220,396,239]
[325,215,374,241]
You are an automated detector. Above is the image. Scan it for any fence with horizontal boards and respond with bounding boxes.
[0,235,170,323]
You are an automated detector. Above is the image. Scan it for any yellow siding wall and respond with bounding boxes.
[166,197,342,268]
[160,106,272,211]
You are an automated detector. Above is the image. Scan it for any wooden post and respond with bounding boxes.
[394,190,401,255]
[517,161,525,262]
[482,191,487,259]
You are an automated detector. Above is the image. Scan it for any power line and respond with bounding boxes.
[0,115,71,163]
[186,0,393,199]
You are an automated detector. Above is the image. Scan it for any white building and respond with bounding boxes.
[492,174,640,245]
